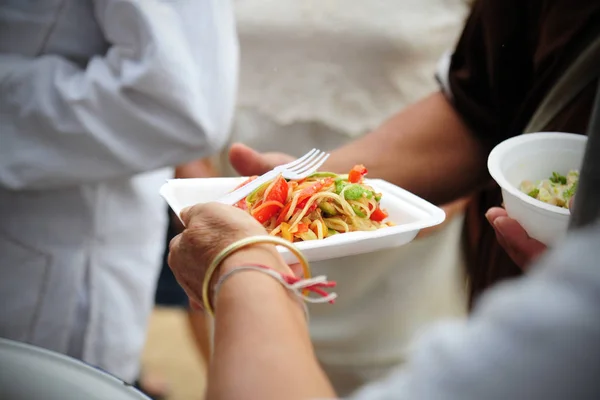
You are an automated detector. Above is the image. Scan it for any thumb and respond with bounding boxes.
[568,195,576,211]
[229,143,273,176]
[493,216,546,267]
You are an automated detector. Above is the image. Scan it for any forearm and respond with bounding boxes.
[208,247,335,400]
[325,92,488,205]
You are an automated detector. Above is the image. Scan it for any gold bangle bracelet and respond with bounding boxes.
[202,235,311,316]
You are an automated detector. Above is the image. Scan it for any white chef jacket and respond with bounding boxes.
[0,0,238,382]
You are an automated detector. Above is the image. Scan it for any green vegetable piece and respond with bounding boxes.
[527,188,540,198]
[309,172,339,179]
[327,228,338,236]
[343,185,366,200]
[246,181,271,205]
[334,179,346,194]
[351,204,366,217]
[319,202,338,217]
[374,193,382,202]
[563,181,578,199]
[549,172,567,185]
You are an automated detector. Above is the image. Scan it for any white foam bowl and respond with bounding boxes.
[488,132,587,246]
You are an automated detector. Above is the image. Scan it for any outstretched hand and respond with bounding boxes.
[229,143,295,176]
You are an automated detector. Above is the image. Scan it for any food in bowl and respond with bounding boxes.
[487,132,587,246]
[232,165,394,242]
[519,170,579,209]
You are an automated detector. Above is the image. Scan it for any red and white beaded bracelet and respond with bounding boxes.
[213,264,337,320]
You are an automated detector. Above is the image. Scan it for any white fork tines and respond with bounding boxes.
[218,149,330,205]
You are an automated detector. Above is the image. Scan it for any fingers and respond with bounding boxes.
[229,143,295,176]
[167,233,182,276]
[485,207,508,223]
[229,143,272,176]
[486,208,547,270]
[569,195,576,211]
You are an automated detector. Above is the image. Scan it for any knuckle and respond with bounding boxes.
[180,228,202,249]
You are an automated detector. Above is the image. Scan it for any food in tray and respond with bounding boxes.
[233,165,393,242]
[519,170,579,209]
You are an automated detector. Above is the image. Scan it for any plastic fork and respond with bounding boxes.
[218,148,330,205]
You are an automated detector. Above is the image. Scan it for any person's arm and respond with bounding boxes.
[230,92,489,206]
[167,203,335,399]
[208,247,335,400]
[0,0,238,190]
[323,93,488,205]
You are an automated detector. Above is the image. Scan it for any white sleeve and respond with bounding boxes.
[348,223,600,400]
[0,0,238,190]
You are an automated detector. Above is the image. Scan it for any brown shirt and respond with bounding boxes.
[446,0,600,306]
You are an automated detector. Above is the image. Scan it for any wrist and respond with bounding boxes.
[220,244,292,276]
[202,235,313,316]
[215,267,309,321]
[207,244,292,305]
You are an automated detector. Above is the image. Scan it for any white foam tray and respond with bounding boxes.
[160,178,445,263]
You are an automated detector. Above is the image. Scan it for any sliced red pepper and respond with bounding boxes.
[348,165,368,183]
[252,200,284,224]
[296,198,318,213]
[276,202,293,224]
[298,178,334,199]
[265,175,289,204]
[370,207,388,222]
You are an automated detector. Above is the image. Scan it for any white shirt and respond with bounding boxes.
[351,221,600,400]
[0,0,238,382]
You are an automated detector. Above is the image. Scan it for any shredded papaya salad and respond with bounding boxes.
[233,165,393,242]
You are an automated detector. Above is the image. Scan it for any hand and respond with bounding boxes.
[485,208,547,270]
[168,203,290,307]
[486,196,576,270]
[229,143,295,176]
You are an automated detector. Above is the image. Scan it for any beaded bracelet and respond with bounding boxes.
[201,235,312,316]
